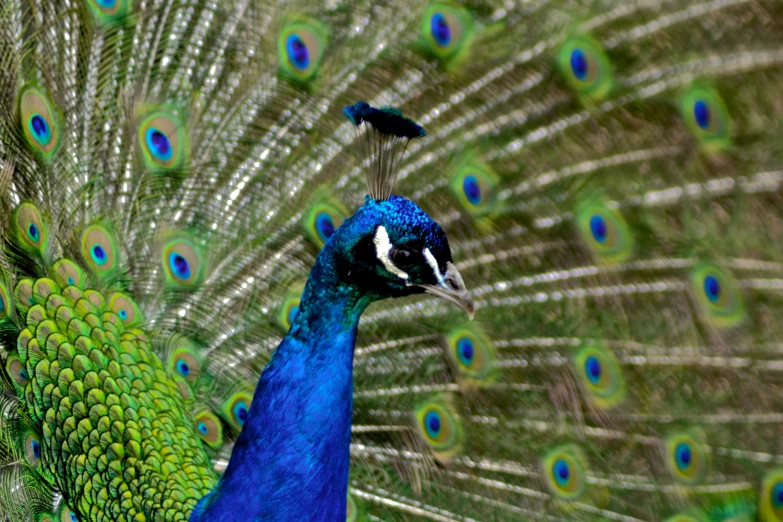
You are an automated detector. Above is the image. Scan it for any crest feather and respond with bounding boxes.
[344,102,426,201]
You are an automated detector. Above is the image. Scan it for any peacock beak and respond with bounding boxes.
[419,262,474,320]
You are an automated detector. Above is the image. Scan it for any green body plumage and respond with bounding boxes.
[0,0,782,521]
[12,276,216,519]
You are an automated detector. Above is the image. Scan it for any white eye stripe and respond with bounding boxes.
[374,226,409,281]
[423,247,445,286]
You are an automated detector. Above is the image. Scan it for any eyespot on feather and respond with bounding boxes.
[445,327,496,382]
[18,86,61,160]
[665,432,708,486]
[414,395,463,462]
[0,281,10,321]
[542,446,588,500]
[137,107,189,171]
[278,17,328,85]
[161,234,207,287]
[221,386,254,432]
[6,354,29,396]
[52,259,87,289]
[448,158,499,216]
[24,430,42,468]
[80,224,120,278]
[691,263,745,328]
[760,468,783,522]
[86,0,132,24]
[346,492,364,522]
[193,409,223,448]
[107,292,144,327]
[557,36,613,101]
[167,337,202,383]
[14,279,34,316]
[58,505,79,522]
[419,2,474,67]
[278,282,306,330]
[13,202,49,256]
[681,87,731,151]
[575,195,633,265]
[573,344,625,409]
[303,194,348,249]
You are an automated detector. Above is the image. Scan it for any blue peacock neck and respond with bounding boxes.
[190,237,372,522]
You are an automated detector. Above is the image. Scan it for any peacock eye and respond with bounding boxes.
[390,247,418,269]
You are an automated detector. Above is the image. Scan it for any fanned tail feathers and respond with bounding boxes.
[0,0,783,520]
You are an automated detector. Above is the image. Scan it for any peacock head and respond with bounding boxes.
[327,193,473,318]
[324,102,473,317]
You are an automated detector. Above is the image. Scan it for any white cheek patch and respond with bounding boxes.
[424,247,446,286]
[374,226,409,281]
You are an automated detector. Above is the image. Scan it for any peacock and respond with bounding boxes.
[0,0,782,521]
